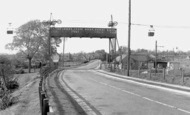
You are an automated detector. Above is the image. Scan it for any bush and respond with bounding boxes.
[6,79,19,90]
[14,68,25,74]
[0,91,18,110]
[0,89,4,98]
[83,60,89,63]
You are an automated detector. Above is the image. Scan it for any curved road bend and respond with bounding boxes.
[59,60,190,115]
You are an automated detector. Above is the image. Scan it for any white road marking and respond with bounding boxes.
[90,78,190,114]
[91,70,190,97]
[96,70,190,90]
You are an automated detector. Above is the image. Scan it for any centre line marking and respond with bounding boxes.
[90,78,190,114]
[91,70,190,96]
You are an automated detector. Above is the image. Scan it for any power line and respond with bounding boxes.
[61,19,108,24]
[55,19,190,29]
[131,23,190,29]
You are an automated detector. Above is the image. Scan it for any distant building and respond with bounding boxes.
[186,56,190,60]
[115,53,155,70]
[155,60,168,69]
[167,61,180,70]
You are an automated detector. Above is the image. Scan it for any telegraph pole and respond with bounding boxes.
[45,13,62,67]
[155,40,164,74]
[62,37,65,67]
[155,40,157,74]
[48,13,52,66]
[108,15,118,71]
[127,0,131,76]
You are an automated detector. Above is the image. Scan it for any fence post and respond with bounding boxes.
[42,98,49,115]
[138,69,140,77]
[138,62,142,77]
[163,68,165,80]
[125,69,127,76]
[41,92,45,115]
[120,68,122,74]
[39,86,42,113]
[181,69,184,83]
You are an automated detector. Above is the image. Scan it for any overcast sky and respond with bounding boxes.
[1,0,190,54]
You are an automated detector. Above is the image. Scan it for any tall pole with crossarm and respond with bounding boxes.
[45,13,62,67]
[127,0,131,76]
[108,15,118,71]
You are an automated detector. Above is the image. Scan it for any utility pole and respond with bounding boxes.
[155,40,164,74]
[108,15,118,71]
[109,38,111,64]
[116,38,122,69]
[155,40,157,74]
[45,13,62,67]
[110,15,113,71]
[48,13,53,66]
[127,0,131,76]
[62,37,65,67]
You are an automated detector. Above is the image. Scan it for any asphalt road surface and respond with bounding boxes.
[59,60,190,115]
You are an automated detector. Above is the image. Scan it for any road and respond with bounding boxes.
[59,60,190,115]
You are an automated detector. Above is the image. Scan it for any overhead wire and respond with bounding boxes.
[132,23,190,29]
[57,19,190,29]
[123,22,190,29]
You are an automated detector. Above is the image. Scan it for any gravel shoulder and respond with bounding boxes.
[46,70,86,115]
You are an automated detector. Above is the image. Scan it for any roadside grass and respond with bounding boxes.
[23,68,40,73]
[102,62,190,87]
[0,72,41,115]
[130,69,190,87]
[0,90,18,110]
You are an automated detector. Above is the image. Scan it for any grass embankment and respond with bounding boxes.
[0,72,41,115]
[101,64,190,87]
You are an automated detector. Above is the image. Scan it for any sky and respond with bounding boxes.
[1,0,190,54]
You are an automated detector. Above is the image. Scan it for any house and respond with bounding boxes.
[167,61,180,70]
[186,56,190,60]
[155,60,168,69]
[115,53,155,70]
